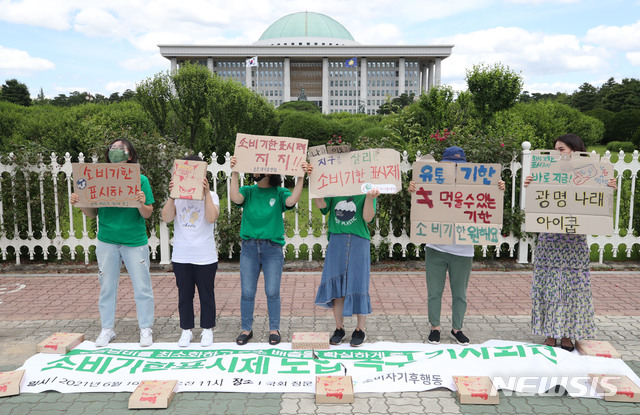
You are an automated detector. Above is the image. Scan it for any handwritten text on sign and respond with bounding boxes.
[72,163,141,208]
[232,133,308,177]
[410,159,503,245]
[169,160,207,200]
[525,150,614,235]
[309,148,401,198]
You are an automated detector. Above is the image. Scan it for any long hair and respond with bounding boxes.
[554,134,586,153]
[268,174,282,187]
[104,138,139,163]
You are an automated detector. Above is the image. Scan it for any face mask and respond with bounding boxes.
[108,148,128,163]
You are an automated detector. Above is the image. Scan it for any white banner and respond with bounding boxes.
[19,340,640,398]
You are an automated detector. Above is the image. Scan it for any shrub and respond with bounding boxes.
[606,141,635,154]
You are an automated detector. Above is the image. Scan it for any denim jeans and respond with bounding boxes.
[239,239,284,331]
[96,240,154,330]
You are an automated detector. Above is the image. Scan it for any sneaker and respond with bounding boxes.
[428,329,441,345]
[95,328,115,347]
[178,329,192,347]
[350,329,366,347]
[330,328,346,345]
[450,329,470,345]
[140,328,153,347]
[201,329,214,347]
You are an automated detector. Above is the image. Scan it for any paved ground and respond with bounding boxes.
[1,269,639,414]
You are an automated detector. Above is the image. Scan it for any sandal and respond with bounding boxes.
[236,331,253,346]
[560,338,575,352]
[269,330,281,346]
[543,337,557,347]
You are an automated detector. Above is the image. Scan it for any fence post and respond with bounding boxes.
[517,141,532,263]
[159,221,170,265]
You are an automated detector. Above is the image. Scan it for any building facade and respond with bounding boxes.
[159,12,453,115]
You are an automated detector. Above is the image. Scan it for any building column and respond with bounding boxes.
[170,57,177,73]
[398,57,405,95]
[421,64,428,95]
[360,57,367,114]
[322,57,329,114]
[283,57,291,102]
[434,58,442,86]
[207,57,214,73]
[428,61,435,90]
[246,60,252,90]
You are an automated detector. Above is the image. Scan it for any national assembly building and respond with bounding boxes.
[159,12,453,115]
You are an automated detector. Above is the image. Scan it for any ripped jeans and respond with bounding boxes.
[96,240,155,330]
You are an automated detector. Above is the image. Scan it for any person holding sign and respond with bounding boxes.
[409,146,505,345]
[162,156,220,347]
[70,139,155,347]
[229,155,310,346]
[524,134,617,351]
[312,174,380,347]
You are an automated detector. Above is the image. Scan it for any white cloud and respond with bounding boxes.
[523,81,580,94]
[0,45,55,73]
[584,20,640,50]
[506,0,579,4]
[105,80,135,92]
[119,54,168,71]
[73,7,124,38]
[0,0,79,30]
[627,51,640,66]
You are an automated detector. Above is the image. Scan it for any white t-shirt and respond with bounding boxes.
[171,191,219,265]
[426,243,474,257]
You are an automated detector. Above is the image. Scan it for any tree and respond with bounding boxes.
[570,83,599,112]
[136,72,172,136]
[465,63,523,121]
[276,100,321,112]
[608,109,640,142]
[602,78,640,112]
[0,79,31,106]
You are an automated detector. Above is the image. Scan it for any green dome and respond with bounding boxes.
[258,12,355,42]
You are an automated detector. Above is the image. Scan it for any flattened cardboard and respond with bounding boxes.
[0,370,25,397]
[577,340,622,359]
[524,212,613,236]
[291,332,330,350]
[589,374,640,402]
[308,145,327,158]
[232,133,308,177]
[453,376,499,405]
[169,159,207,200]
[530,150,614,187]
[36,333,84,354]
[525,185,613,216]
[128,380,178,409]
[315,376,354,404]
[412,159,456,186]
[455,163,502,186]
[72,163,141,208]
[411,184,504,224]
[327,145,351,154]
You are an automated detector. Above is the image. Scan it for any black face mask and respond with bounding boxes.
[251,174,267,183]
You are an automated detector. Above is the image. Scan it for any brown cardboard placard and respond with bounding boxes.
[524,212,614,236]
[453,376,499,405]
[0,370,25,397]
[128,380,178,409]
[412,158,456,185]
[309,148,402,198]
[410,184,504,224]
[36,333,84,354]
[169,159,207,200]
[315,376,354,404]
[576,340,622,359]
[588,374,640,402]
[525,185,614,216]
[291,332,330,350]
[327,145,351,154]
[530,150,614,187]
[308,145,327,158]
[410,222,502,245]
[455,163,503,186]
[72,163,142,208]
[232,133,308,177]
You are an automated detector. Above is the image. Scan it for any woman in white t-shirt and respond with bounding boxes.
[162,156,220,347]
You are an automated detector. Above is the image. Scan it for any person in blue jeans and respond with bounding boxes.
[229,156,310,345]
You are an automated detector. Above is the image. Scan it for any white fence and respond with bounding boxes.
[0,143,638,265]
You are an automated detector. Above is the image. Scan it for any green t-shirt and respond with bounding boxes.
[238,185,293,246]
[97,174,155,247]
[320,195,376,240]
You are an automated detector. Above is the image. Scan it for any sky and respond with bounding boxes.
[0,0,638,99]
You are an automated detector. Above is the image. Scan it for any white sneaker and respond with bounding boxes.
[95,328,115,347]
[201,328,213,347]
[140,328,153,347]
[178,329,192,347]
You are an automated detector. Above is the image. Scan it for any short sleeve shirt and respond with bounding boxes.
[171,191,220,265]
[320,195,375,240]
[237,185,293,246]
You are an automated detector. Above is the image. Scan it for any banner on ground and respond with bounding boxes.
[232,133,308,177]
[525,150,615,235]
[410,156,503,245]
[18,340,640,398]
[72,163,141,208]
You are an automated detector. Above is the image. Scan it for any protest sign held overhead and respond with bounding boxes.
[169,159,207,200]
[232,133,308,177]
[72,163,141,208]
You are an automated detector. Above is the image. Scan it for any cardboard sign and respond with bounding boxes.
[589,374,640,402]
[0,370,25,397]
[232,133,308,177]
[129,380,178,409]
[410,160,503,245]
[453,376,499,405]
[292,332,330,350]
[309,148,402,198]
[169,159,207,200]
[315,376,354,404]
[327,145,351,154]
[577,340,622,359]
[36,333,84,354]
[72,163,141,208]
[525,150,614,235]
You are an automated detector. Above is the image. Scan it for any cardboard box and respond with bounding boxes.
[292,332,330,350]
[36,333,84,354]
[315,376,354,404]
[453,376,499,405]
[0,370,25,397]
[577,340,622,359]
[589,374,640,402]
[129,380,178,409]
